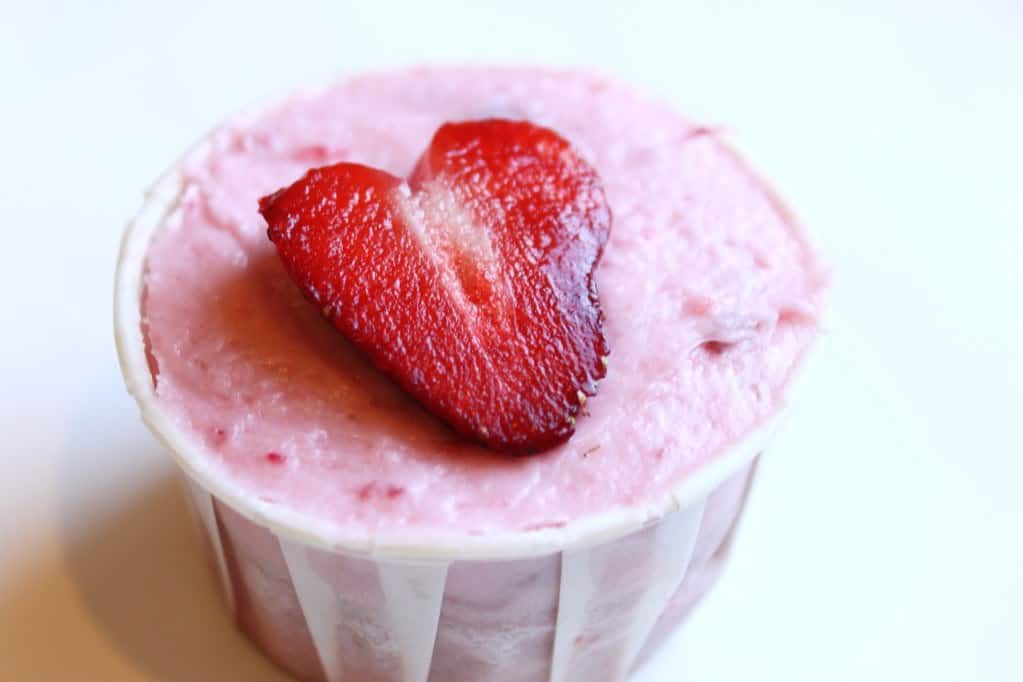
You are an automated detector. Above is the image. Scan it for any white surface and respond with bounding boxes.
[0,1,1020,680]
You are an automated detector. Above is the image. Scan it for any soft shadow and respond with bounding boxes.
[54,363,291,681]
[61,475,290,682]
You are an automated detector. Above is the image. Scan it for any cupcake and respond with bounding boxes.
[115,67,824,682]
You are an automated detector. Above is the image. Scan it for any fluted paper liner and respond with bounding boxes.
[180,460,757,682]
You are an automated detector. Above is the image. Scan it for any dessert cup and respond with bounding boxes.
[115,68,820,682]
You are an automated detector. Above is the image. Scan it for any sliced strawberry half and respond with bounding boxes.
[260,119,611,453]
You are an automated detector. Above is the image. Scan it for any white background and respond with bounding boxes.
[1,1,1021,680]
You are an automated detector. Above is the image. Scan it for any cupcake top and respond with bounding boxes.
[138,68,824,542]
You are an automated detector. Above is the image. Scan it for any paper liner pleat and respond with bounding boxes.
[280,538,346,682]
[547,542,595,682]
[183,479,237,615]
[617,499,706,676]
[378,560,449,682]
[548,498,707,682]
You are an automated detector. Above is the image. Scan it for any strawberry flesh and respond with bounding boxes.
[260,119,610,453]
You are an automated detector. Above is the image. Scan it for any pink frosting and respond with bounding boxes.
[142,68,824,537]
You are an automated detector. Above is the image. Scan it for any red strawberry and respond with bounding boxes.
[260,119,610,453]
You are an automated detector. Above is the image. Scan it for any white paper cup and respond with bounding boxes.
[176,456,759,682]
[116,131,787,682]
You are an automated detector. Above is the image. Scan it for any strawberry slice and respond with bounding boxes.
[260,119,610,453]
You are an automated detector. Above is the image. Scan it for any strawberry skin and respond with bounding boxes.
[260,120,610,453]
